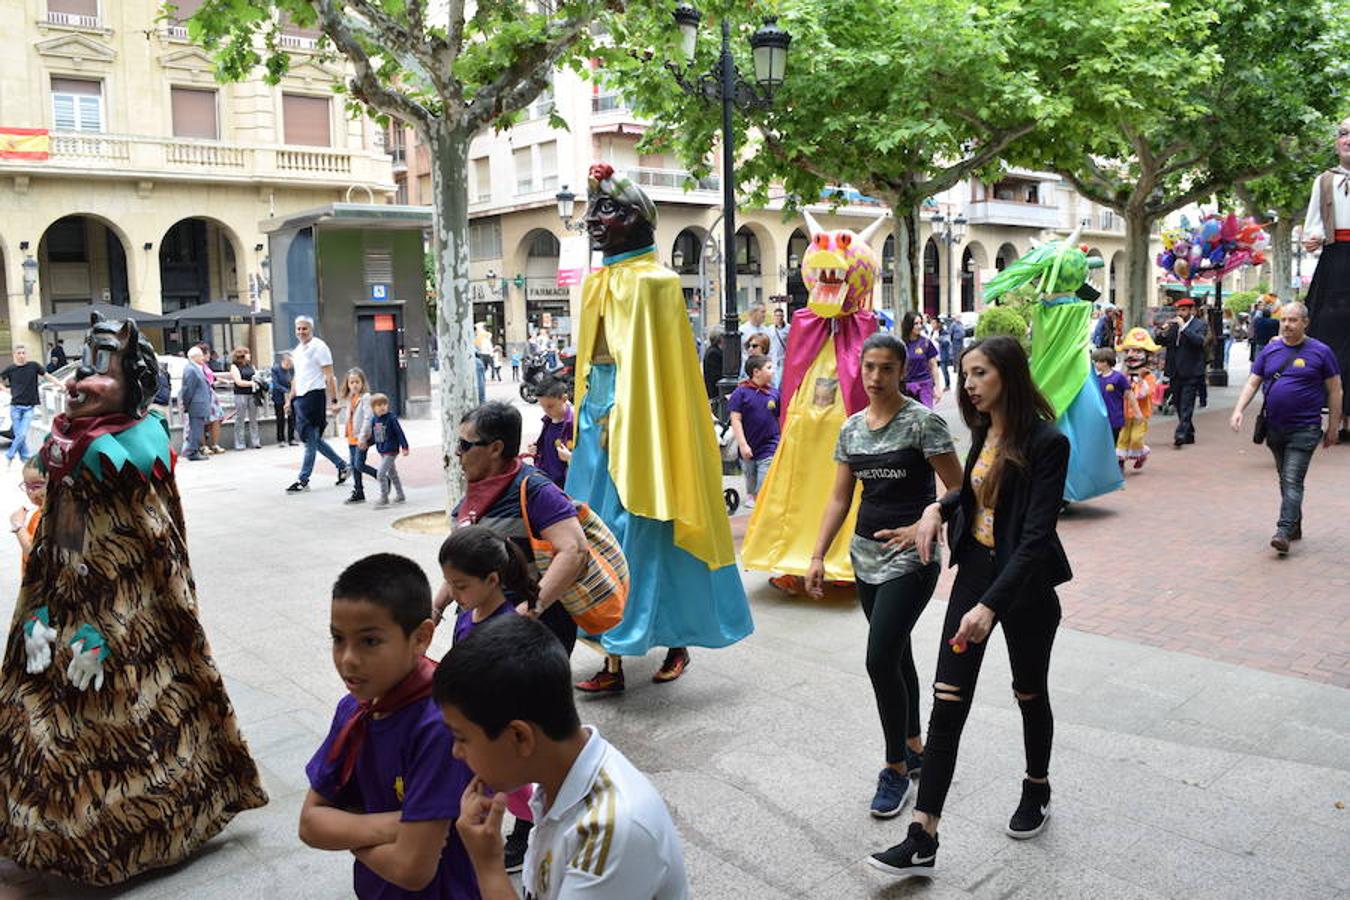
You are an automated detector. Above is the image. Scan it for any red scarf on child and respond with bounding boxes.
[457,458,523,525]
[327,655,437,788]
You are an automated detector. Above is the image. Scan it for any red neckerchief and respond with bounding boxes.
[41,413,140,482]
[326,655,437,788]
[458,458,523,524]
[737,379,773,395]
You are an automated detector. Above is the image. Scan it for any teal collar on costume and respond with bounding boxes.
[81,412,173,481]
[602,245,657,266]
[1042,294,1080,307]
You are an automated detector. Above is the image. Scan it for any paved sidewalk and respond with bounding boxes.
[0,374,1346,899]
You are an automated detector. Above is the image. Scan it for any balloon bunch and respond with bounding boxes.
[1157,212,1269,283]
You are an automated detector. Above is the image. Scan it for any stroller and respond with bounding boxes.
[711,398,742,517]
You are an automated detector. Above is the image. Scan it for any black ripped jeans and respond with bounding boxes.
[915,540,1061,818]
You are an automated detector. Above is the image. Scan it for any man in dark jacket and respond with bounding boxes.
[1161,298,1208,447]
[702,327,724,400]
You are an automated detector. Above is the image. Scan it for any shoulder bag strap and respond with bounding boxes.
[1261,347,1299,396]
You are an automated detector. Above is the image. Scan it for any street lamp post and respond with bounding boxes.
[929,210,967,317]
[669,3,790,397]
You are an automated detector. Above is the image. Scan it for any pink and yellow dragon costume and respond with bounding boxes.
[741,211,885,586]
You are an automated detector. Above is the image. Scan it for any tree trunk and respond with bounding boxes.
[888,202,921,317]
[1268,215,1295,303]
[1122,207,1155,330]
[430,122,474,512]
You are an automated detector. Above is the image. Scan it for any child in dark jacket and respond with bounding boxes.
[367,392,409,507]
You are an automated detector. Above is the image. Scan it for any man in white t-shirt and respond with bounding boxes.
[284,315,349,492]
[438,616,688,900]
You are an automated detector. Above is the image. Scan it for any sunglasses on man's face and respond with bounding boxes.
[456,437,494,455]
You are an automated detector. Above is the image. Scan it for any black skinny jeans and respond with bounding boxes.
[857,564,940,764]
[273,397,295,443]
[915,541,1061,818]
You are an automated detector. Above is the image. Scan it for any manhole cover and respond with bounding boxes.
[393,510,450,534]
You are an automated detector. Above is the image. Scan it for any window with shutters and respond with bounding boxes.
[469,219,502,260]
[46,0,99,28]
[282,93,331,147]
[472,157,491,203]
[51,78,103,133]
[538,141,558,191]
[171,87,218,139]
[513,146,534,195]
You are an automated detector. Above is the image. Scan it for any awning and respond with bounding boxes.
[1159,282,1215,296]
[169,300,274,325]
[29,303,172,332]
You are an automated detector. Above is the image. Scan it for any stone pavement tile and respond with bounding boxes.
[1088,826,1337,900]
[678,841,794,900]
[810,803,1004,888]
[957,844,1168,900]
[1248,818,1350,892]
[806,859,976,899]
[1207,756,1350,831]
[1050,719,1246,788]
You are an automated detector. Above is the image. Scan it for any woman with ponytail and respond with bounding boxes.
[437,526,540,644]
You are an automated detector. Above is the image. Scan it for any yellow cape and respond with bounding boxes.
[740,341,858,580]
[574,251,736,570]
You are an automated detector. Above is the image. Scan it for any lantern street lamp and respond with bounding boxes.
[668,2,791,398]
[930,210,968,317]
[554,184,588,233]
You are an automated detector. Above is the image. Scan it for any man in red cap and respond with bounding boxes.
[1161,297,1208,447]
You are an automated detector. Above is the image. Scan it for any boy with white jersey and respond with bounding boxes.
[435,615,688,899]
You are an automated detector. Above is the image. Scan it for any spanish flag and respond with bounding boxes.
[0,128,50,160]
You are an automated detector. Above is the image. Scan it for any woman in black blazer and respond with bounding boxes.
[869,335,1072,879]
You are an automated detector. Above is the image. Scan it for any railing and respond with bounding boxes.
[50,132,130,161]
[276,147,352,174]
[591,92,626,113]
[45,10,101,28]
[279,32,319,49]
[630,166,720,192]
[164,23,189,39]
[165,140,245,167]
[966,198,1062,230]
[27,132,385,186]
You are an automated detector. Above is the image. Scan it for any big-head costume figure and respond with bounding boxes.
[1304,116,1350,440]
[0,314,267,886]
[740,211,884,586]
[567,164,752,690]
[982,232,1125,502]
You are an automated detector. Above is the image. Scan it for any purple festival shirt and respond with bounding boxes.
[905,338,939,385]
[1095,369,1130,429]
[535,406,574,488]
[306,695,480,899]
[727,384,781,460]
[1253,337,1341,431]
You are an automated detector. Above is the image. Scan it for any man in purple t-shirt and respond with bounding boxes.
[728,354,781,507]
[1231,302,1343,554]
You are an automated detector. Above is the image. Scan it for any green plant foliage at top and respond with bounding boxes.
[975,305,1032,350]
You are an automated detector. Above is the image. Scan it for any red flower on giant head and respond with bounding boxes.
[588,162,615,183]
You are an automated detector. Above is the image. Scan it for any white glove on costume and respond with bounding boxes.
[66,624,108,692]
[23,607,58,675]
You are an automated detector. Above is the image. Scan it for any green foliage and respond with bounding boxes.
[998,285,1040,327]
[975,305,1031,349]
[1225,289,1259,315]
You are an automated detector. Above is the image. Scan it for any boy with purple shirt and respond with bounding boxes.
[529,379,574,488]
[728,354,781,506]
[1092,348,1130,444]
[302,554,480,899]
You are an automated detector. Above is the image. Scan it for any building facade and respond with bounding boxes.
[393,63,1140,353]
[0,0,394,364]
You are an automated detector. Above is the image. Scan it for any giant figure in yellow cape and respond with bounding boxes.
[567,163,753,694]
[740,211,885,589]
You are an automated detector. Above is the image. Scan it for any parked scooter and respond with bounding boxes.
[519,348,577,403]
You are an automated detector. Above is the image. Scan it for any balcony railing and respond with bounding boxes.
[966,198,1062,230]
[11,131,389,188]
[591,92,627,114]
[164,23,189,39]
[279,32,319,49]
[630,166,719,193]
[45,10,101,28]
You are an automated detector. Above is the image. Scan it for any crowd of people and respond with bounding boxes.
[1,132,1345,899]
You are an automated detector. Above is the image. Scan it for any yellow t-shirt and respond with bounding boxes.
[970,443,999,548]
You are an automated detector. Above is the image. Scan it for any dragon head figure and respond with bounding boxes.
[800,211,887,318]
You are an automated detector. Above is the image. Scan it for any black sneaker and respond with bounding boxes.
[1270,530,1290,555]
[1288,523,1302,541]
[285,481,310,493]
[904,746,923,780]
[869,768,911,819]
[504,820,531,874]
[344,491,365,504]
[336,466,351,486]
[1006,779,1051,839]
[868,821,938,878]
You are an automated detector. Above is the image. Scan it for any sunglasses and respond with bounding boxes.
[456,437,494,455]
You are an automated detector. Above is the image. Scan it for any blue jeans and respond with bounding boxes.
[5,405,35,461]
[1266,425,1322,531]
[295,390,347,483]
[741,455,773,499]
[347,444,378,494]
